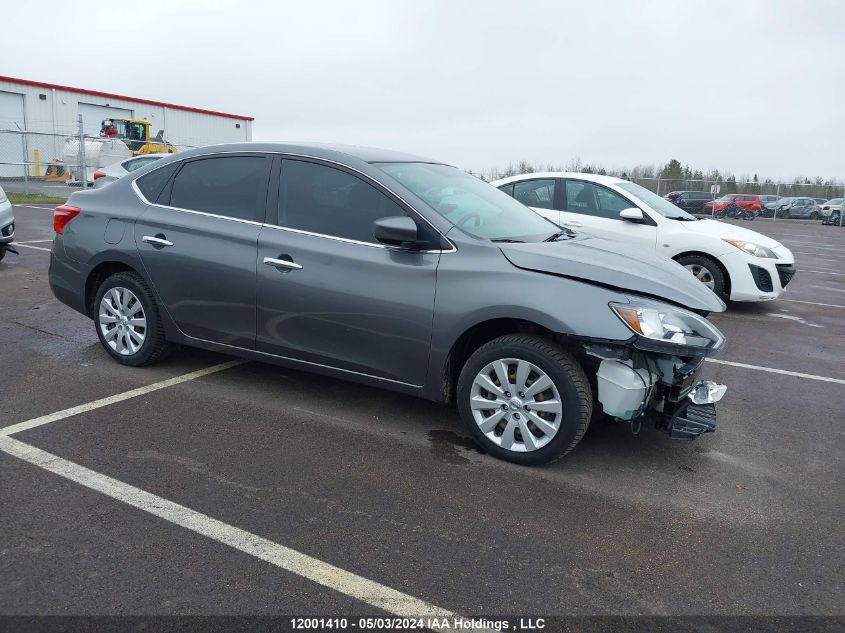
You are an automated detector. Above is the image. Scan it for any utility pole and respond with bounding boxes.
[78,114,87,189]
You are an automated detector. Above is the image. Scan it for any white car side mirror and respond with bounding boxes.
[619,207,644,223]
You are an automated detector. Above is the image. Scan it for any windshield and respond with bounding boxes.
[376,163,558,241]
[616,182,695,219]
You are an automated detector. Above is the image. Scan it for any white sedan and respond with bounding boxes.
[92,153,171,188]
[491,173,796,302]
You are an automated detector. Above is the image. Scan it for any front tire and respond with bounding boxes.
[676,254,727,299]
[456,335,592,465]
[93,271,172,366]
[810,211,819,220]
[0,246,6,262]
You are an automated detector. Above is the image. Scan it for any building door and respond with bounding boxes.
[78,103,133,136]
[0,90,25,178]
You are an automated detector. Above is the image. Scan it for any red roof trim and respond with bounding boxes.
[0,75,254,121]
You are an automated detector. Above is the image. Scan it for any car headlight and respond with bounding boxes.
[723,239,777,259]
[610,299,725,356]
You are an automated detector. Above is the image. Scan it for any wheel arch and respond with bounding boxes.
[84,258,147,318]
[440,318,587,405]
[672,250,731,298]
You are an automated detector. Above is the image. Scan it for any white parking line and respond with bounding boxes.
[0,435,470,623]
[13,205,56,210]
[802,270,845,276]
[793,250,845,259]
[781,299,845,309]
[0,360,245,437]
[705,359,845,385]
[16,239,53,243]
[14,243,51,252]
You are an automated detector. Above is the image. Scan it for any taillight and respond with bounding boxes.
[54,205,80,234]
[93,170,106,180]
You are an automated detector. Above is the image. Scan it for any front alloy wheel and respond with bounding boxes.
[457,335,592,465]
[470,358,562,452]
[684,263,716,290]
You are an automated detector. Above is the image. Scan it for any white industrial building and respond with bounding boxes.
[0,75,253,176]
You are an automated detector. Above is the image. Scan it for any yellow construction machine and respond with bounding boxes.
[100,118,177,155]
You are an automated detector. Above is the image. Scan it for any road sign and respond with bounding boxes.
[710,184,720,194]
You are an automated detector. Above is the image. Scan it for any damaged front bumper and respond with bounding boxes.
[587,344,727,441]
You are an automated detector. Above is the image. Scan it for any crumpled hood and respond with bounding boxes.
[499,236,726,313]
[677,218,782,248]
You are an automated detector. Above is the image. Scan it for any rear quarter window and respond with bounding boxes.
[135,161,179,202]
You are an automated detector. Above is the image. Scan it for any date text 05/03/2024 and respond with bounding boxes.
[289,618,546,630]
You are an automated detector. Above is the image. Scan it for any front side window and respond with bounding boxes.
[277,159,435,246]
[168,156,269,221]
[512,179,555,210]
[563,180,632,220]
[376,163,558,242]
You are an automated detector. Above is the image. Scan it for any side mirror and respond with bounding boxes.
[619,207,645,223]
[373,216,418,249]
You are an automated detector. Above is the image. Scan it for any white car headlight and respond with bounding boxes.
[723,238,777,258]
[610,300,725,356]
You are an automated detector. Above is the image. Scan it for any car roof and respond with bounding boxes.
[170,142,444,166]
[490,172,628,187]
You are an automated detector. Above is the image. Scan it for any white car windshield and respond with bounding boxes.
[377,163,560,242]
[616,182,696,220]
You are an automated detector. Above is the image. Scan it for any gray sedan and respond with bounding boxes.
[48,143,727,465]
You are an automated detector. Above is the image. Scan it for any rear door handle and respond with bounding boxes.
[264,256,302,271]
[142,235,173,247]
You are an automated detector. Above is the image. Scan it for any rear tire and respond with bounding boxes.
[93,271,172,366]
[676,254,727,299]
[456,335,592,465]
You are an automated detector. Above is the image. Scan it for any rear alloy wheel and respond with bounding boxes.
[457,335,592,465]
[676,254,727,298]
[94,271,171,366]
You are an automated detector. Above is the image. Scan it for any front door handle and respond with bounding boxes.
[142,235,173,247]
[264,256,303,271]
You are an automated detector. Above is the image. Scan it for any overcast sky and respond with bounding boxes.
[3,0,843,179]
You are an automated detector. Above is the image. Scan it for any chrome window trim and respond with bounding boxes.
[130,150,457,253]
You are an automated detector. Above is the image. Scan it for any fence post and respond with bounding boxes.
[774,183,780,222]
[841,185,844,227]
[78,114,87,189]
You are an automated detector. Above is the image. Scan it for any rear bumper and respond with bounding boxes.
[48,237,89,316]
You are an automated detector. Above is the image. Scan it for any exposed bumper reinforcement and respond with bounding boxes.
[669,402,717,441]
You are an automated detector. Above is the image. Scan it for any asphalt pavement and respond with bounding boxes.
[1,206,843,624]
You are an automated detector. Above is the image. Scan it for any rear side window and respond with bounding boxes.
[135,161,179,203]
[512,179,556,210]
[497,183,514,197]
[168,156,269,222]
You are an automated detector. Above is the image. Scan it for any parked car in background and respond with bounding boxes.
[92,153,171,189]
[813,198,828,206]
[819,198,842,217]
[0,184,15,262]
[702,194,763,217]
[763,197,820,219]
[664,190,713,213]
[493,172,796,302]
[822,210,843,226]
[48,143,730,465]
[759,195,781,207]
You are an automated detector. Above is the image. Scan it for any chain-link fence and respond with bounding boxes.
[0,114,198,199]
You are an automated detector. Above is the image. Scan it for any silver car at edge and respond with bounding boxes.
[48,143,728,465]
[0,184,15,262]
